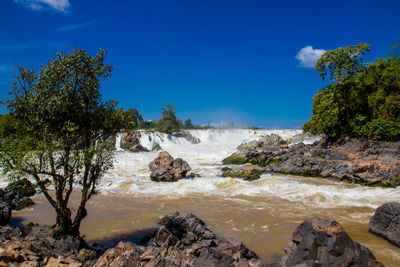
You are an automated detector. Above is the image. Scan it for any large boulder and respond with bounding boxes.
[369,202,400,247]
[142,212,267,266]
[149,152,192,182]
[281,217,383,266]
[121,131,149,152]
[171,130,200,144]
[3,178,36,211]
[236,134,285,157]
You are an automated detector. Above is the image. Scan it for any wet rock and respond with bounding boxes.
[2,178,36,211]
[221,165,263,181]
[121,131,150,152]
[236,134,285,157]
[149,152,192,182]
[152,142,162,151]
[171,131,200,144]
[281,217,383,267]
[369,202,400,247]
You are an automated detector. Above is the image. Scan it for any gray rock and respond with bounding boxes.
[149,152,192,182]
[282,217,383,267]
[0,199,11,226]
[369,202,400,247]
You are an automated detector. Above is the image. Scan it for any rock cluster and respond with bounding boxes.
[0,212,385,266]
[149,152,192,182]
[228,134,400,186]
[0,224,97,266]
[369,202,400,247]
[97,211,267,267]
[281,217,383,266]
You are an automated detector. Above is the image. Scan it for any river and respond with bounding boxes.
[11,129,400,266]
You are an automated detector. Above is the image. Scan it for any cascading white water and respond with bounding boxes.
[100,129,400,211]
[115,133,123,151]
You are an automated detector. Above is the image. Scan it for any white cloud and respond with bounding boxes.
[296,45,326,68]
[14,0,70,13]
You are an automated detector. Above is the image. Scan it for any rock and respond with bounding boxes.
[281,217,383,267]
[149,152,192,182]
[369,202,400,247]
[236,134,285,157]
[93,242,142,267]
[142,211,266,266]
[171,130,200,144]
[121,131,150,152]
[2,179,36,211]
[151,142,161,151]
[0,199,11,226]
[5,178,36,198]
[221,165,263,181]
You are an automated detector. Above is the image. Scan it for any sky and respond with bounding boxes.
[0,0,399,128]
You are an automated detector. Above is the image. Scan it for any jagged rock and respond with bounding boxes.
[171,131,200,144]
[151,142,161,151]
[0,224,97,266]
[121,131,149,152]
[142,211,267,266]
[281,217,383,267]
[221,164,263,181]
[369,202,400,247]
[0,199,11,226]
[149,152,192,182]
[2,179,36,211]
[236,134,285,157]
[93,242,142,267]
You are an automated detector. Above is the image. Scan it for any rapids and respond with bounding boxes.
[11,129,400,266]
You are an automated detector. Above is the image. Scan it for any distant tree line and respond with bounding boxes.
[303,43,400,141]
[120,104,216,133]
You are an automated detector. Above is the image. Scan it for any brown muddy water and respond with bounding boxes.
[6,130,400,266]
[14,175,400,266]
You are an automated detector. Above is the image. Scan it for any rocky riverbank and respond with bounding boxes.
[222,134,400,187]
[0,211,384,266]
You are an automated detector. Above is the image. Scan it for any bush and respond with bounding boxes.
[222,153,247,165]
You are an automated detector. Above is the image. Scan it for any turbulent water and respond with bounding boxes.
[11,129,400,266]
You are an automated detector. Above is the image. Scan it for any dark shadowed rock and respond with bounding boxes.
[149,152,192,182]
[0,199,11,226]
[282,217,383,267]
[171,131,200,144]
[369,202,400,247]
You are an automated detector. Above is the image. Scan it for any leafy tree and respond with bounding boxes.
[0,48,128,237]
[184,118,194,129]
[155,104,183,133]
[304,43,400,140]
[126,107,143,128]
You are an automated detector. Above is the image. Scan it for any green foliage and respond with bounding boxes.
[15,198,35,210]
[221,167,232,172]
[249,157,282,167]
[0,48,128,236]
[184,118,195,129]
[125,107,143,129]
[316,152,325,159]
[5,178,35,197]
[304,43,400,140]
[155,104,183,133]
[277,140,288,145]
[222,153,247,165]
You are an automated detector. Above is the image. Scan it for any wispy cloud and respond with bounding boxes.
[0,40,67,51]
[14,0,70,13]
[296,45,326,68]
[56,20,100,32]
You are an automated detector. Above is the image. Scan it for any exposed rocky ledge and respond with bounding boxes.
[223,134,400,187]
[369,202,400,247]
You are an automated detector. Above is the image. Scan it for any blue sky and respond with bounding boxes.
[1,0,399,128]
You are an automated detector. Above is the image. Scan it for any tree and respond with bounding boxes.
[126,107,143,128]
[0,48,128,237]
[315,43,370,134]
[155,104,183,133]
[304,43,400,140]
[184,118,194,129]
